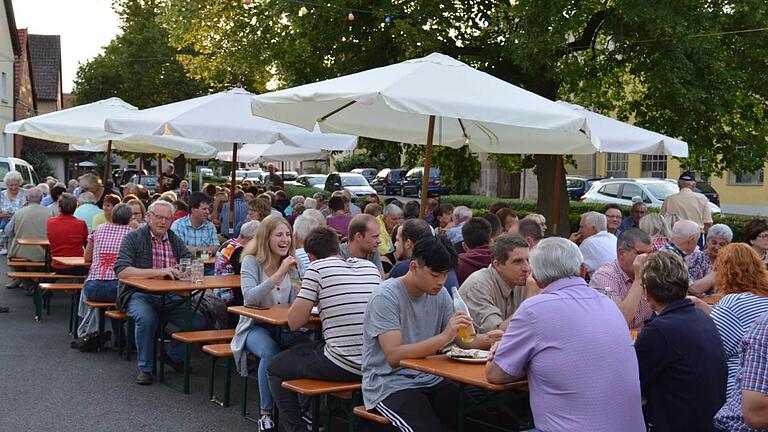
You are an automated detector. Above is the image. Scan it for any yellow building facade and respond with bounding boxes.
[574,153,768,216]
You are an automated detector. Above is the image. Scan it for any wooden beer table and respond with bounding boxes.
[400,355,529,432]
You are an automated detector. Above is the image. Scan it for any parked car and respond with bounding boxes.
[297,174,327,190]
[127,174,160,193]
[581,177,721,214]
[566,175,605,201]
[351,168,378,183]
[324,172,377,199]
[400,167,450,198]
[199,167,214,178]
[243,170,265,182]
[664,178,720,206]
[0,157,40,189]
[113,168,149,188]
[370,168,407,195]
[276,171,301,187]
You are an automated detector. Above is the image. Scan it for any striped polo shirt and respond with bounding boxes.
[711,292,768,395]
[297,256,381,375]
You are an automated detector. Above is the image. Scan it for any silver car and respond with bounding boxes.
[581,178,721,214]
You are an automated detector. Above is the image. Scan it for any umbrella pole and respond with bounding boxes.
[552,155,563,234]
[281,161,285,185]
[102,140,112,188]
[419,115,436,218]
[138,156,143,184]
[229,143,237,236]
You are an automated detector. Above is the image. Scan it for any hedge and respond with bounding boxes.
[438,195,758,242]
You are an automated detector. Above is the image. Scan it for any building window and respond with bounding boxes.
[730,170,764,185]
[605,153,628,178]
[0,72,6,101]
[641,155,667,178]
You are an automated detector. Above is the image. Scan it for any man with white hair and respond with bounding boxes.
[576,211,617,275]
[115,200,206,385]
[659,219,701,260]
[445,206,472,245]
[77,173,104,204]
[486,237,645,431]
[6,187,49,263]
[661,171,712,234]
[377,203,403,255]
[73,192,102,232]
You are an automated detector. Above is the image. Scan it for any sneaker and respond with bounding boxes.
[258,414,276,432]
[0,248,8,255]
[5,279,21,289]
[136,371,153,385]
[301,410,313,431]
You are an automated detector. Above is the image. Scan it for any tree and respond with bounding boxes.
[74,0,207,109]
[158,0,768,234]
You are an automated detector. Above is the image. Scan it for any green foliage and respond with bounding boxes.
[284,186,329,200]
[73,0,206,109]
[21,149,55,179]
[333,154,387,172]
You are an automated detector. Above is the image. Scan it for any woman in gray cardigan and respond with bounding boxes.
[231,215,303,431]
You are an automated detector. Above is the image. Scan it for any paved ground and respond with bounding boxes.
[0,258,263,432]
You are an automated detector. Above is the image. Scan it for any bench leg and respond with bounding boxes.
[182,344,191,394]
[312,395,321,432]
[208,356,217,402]
[124,318,135,361]
[223,358,232,407]
[44,291,51,315]
[97,309,106,351]
[34,284,42,322]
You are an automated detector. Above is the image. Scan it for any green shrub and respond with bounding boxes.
[284,186,330,200]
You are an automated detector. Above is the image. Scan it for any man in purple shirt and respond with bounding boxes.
[485,237,645,432]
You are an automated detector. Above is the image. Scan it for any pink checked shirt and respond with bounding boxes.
[86,223,133,282]
[150,231,176,270]
[589,259,653,329]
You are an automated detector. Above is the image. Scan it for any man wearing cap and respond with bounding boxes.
[661,171,712,234]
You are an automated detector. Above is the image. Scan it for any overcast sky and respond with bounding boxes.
[12,0,120,93]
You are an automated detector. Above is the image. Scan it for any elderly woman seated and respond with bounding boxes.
[634,251,727,432]
[0,171,27,254]
[687,224,733,295]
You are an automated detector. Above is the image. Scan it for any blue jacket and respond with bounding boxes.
[634,299,727,432]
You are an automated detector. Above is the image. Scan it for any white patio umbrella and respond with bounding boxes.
[104,87,360,233]
[4,97,218,185]
[556,101,688,157]
[251,52,596,219]
[217,139,356,163]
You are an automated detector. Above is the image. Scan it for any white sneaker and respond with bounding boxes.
[258,414,276,432]
[0,248,8,255]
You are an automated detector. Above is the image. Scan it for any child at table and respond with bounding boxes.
[361,234,501,430]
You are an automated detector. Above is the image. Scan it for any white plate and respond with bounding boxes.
[448,355,488,364]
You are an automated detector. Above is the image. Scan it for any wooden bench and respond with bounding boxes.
[282,379,363,432]
[10,272,86,322]
[105,310,134,361]
[8,259,46,268]
[171,329,236,394]
[353,405,392,425]
[39,283,83,336]
[201,343,236,407]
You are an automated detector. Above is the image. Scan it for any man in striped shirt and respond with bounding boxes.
[267,226,381,432]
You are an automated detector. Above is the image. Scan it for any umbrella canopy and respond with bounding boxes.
[251,52,596,155]
[217,138,356,163]
[556,101,688,157]
[4,97,218,158]
[104,87,357,151]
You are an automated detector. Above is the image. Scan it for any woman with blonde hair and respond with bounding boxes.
[639,213,671,251]
[523,213,547,236]
[689,243,768,395]
[230,215,303,431]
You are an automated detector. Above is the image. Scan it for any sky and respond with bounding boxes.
[12,0,121,93]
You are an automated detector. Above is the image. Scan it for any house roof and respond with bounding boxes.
[3,0,20,55]
[28,34,61,101]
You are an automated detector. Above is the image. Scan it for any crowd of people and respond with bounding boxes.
[3,166,768,432]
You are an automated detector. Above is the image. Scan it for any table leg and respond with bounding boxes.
[458,382,465,432]
[157,293,166,382]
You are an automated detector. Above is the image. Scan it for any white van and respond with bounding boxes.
[0,157,40,189]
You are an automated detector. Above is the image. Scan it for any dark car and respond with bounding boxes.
[401,167,450,198]
[370,168,407,195]
[567,175,605,201]
[694,182,720,206]
[113,168,149,188]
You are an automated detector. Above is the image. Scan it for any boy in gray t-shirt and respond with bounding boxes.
[362,235,503,430]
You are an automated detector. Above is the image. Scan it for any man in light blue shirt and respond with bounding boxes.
[171,192,219,247]
[445,205,472,244]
